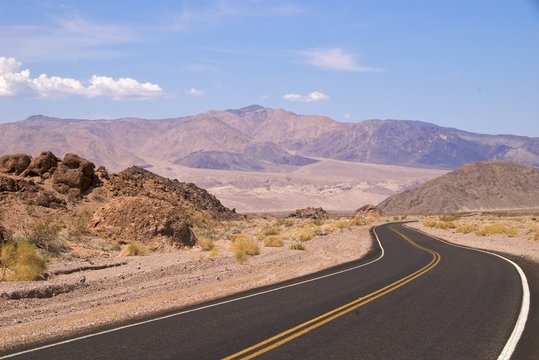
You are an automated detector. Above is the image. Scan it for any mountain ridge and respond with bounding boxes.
[1,105,537,172]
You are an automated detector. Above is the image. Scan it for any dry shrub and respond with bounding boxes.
[24,216,67,254]
[456,223,478,234]
[476,223,518,237]
[263,235,284,247]
[0,240,47,281]
[422,217,456,230]
[351,218,368,226]
[120,242,150,256]
[72,210,93,237]
[261,226,280,236]
[289,242,305,251]
[231,234,259,263]
[526,224,539,241]
[297,230,314,242]
[334,220,351,232]
[197,235,215,251]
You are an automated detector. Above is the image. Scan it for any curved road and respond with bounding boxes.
[1,223,531,359]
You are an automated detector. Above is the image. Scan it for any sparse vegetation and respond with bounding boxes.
[0,240,47,281]
[261,226,280,236]
[120,242,150,256]
[475,223,518,237]
[197,235,215,251]
[289,242,305,251]
[231,234,259,263]
[422,217,456,230]
[72,210,93,237]
[455,223,478,234]
[23,215,66,254]
[263,235,284,247]
[297,230,315,242]
[333,220,351,232]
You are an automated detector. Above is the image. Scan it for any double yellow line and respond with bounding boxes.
[224,226,441,360]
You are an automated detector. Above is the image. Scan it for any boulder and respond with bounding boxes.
[353,204,384,219]
[0,153,31,175]
[53,153,96,196]
[93,197,196,249]
[288,207,329,219]
[0,175,65,208]
[22,151,59,178]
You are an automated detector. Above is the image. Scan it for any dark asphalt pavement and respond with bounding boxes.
[1,223,531,359]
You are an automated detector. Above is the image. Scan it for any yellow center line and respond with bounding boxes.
[223,225,440,360]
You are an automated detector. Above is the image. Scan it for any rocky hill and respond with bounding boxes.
[0,152,237,251]
[377,161,539,214]
[0,106,537,172]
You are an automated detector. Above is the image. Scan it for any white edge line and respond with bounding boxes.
[1,226,387,359]
[404,224,530,360]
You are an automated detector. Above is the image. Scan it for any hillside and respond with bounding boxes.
[377,161,539,214]
[0,106,537,172]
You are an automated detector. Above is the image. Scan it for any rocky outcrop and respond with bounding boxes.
[0,224,6,243]
[0,176,65,208]
[0,154,31,175]
[93,197,196,249]
[354,204,384,219]
[288,207,329,219]
[52,153,97,197]
[22,151,59,178]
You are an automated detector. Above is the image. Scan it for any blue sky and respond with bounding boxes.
[0,0,538,136]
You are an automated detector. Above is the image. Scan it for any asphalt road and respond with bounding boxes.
[1,223,531,359]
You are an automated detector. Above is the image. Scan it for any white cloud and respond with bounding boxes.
[283,91,329,103]
[186,88,204,97]
[300,48,377,72]
[0,56,164,99]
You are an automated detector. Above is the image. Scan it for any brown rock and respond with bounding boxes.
[0,224,6,243]
[353,204,384,219]
[0,153,31,175]
[288,207,329,219]
[93,197,196,248]
[53,153,96,196]
[0,175,65,208]
[22,151,59,177]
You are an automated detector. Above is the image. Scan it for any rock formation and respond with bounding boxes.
[288,207,329,219]
[354,204,384,219]
[52,153,97,197]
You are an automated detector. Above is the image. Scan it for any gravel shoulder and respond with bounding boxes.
[0,225,372,351]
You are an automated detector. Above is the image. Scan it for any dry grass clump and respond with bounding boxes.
[297,230,315,242]
[351,218,368,226]
[475,223,518,237]
[261,225,280,236]
[455,223,478,234]
[71,210,93,237]
[0,240,47,281]
[24,216,67,254]
[333,220,352,232]
[231,234,260,263]
[197,235,215,251]
[263,235,284,247]
[120,242,150,257]
[422,217,456,230]
[289,242,305,251]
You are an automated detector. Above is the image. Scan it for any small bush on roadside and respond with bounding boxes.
[289,242,305,251]
[455,223,478,234]
[197,235,215,251]
[297,231,314,242]
[334,220,351,232]
[263,235,284,247]
[120,242,150,256]
[351,218,367,226]
[422,217,456,230]
[526,224,539,241]
[231,235,259,263]
[475,223,518,237]
[0,240,47,281]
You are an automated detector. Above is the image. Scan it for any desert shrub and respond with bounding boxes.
[526,224,539,241]
[192,216,220,240]
[334,220,351,232]
[455,223,478,234]
[0,240,47,281]
[422,217,456,230]
[120,242,150,256]
[197,235,215,251]
[476,223,518,237]
[231,235,259,263]
[72,210,93,237]
[24,216,66,254]
[297,230,314,242]
[261,226,280,236]
[311,218,324,226]
[439,213,462,222]
[263,235,284,247]
[289,242,305,251]
[351,218,367,226]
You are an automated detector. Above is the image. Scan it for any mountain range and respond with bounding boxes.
[0,105,537,172]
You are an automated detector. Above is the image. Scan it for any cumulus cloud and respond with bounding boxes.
[0,56,163,99]
[186,88,204,97]
[300,48,377,72]
[283,91,329,103]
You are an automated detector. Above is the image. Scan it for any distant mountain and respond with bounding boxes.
[0,105,537,172]
[377,161,539,214]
